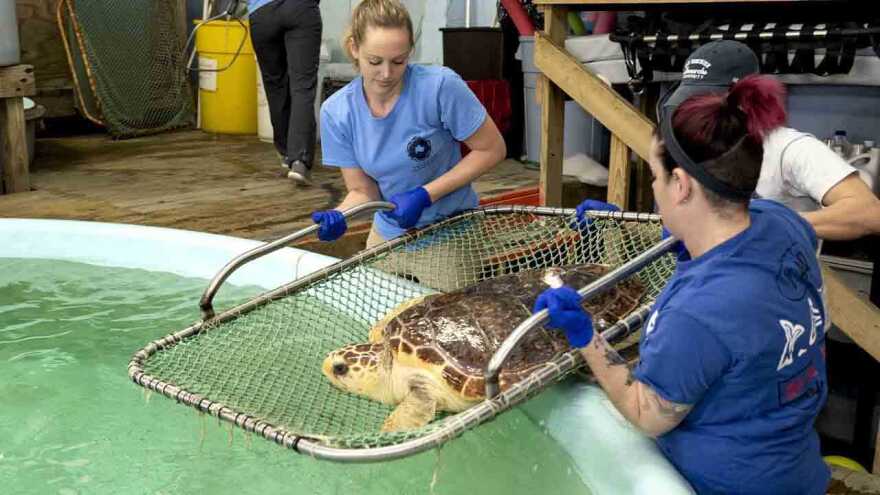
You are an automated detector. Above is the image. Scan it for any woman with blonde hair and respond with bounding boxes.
[310,0,506,247]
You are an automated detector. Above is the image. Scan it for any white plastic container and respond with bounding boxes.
[848,145,879,195]
[0,0,21,66]
[517,36,609,165]
[256,63,274,143]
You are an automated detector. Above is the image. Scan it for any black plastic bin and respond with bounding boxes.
[440,27,504,80]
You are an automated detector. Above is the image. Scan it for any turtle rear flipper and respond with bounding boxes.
[381,385,437,432]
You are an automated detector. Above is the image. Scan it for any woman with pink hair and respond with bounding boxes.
[537,74,831,494]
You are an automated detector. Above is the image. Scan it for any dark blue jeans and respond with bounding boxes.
[250,0,322,168]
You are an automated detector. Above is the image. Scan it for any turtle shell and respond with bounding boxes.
[376,264,645,401]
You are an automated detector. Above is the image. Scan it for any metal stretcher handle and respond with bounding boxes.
[484,235,679,399]
[199,201,395,320]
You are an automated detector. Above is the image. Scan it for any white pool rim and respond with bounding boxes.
[0,218,339,289]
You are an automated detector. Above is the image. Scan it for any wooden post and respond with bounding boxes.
[823,257,880,476]
[823,262,880,474]
[537,6,567,207]
[0,98,29,193]
[0,65,36,195]
[872,260,880,472]
[607,135,630,208]
[821,263,880,362]
[875,425,880,474]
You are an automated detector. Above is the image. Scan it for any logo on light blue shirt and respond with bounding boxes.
[407,136,432,163]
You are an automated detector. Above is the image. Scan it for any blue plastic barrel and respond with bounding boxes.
[0,0,21,66]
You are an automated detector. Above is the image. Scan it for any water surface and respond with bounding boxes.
[0,258,591,495]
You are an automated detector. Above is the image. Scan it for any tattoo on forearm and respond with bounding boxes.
[593,334,624,364]
[603,346,626,366]
[597,334,636,386]
[625,364,636,386]
[641,387,691,420]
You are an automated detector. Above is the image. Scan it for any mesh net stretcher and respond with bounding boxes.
[128,202,678,462]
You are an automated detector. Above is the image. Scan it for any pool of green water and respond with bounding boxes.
[0,258,592,495]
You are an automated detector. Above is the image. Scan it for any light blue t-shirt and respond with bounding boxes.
[633,200,830,495]
[247,0,273,14]
[320,64,487,240]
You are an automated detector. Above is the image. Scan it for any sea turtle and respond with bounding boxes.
[321,264,645,432]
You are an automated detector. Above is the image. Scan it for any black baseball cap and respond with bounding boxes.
[659,40,760,115]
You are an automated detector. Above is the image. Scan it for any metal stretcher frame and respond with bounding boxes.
[128,203,675,462]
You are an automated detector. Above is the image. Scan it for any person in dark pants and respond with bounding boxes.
[248,0,322,184]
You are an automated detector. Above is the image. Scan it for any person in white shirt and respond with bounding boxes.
[661,40,880,241]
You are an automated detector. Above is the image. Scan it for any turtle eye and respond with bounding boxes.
[332,362,349,376]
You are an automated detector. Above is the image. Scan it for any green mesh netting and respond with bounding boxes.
[133,208,675,452]
[58,0,193,137]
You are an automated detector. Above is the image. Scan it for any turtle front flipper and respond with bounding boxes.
[381,385,437,432]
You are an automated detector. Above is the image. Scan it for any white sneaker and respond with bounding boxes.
[287,160,312,184]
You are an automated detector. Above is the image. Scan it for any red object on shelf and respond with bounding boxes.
[479,186,540,207]
[591,12,616,35]
[499,0,536,36]
[461,79,512,157]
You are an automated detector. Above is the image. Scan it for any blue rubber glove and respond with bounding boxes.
[387,187,433,229]
[574,199,620,228]
[533,286,595,348]
[661,226,691,262]
[311,210,347,242]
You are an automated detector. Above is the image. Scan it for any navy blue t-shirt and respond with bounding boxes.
[633,200,830,494]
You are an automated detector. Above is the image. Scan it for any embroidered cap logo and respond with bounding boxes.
[682,58,712,81]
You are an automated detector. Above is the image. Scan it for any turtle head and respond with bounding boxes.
[322,342,393,403]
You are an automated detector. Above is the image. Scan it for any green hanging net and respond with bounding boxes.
[58,0,193,137]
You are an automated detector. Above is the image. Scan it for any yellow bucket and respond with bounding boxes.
[824,455,868,473]
[195,20,257,134]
